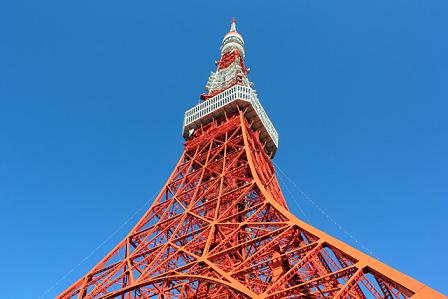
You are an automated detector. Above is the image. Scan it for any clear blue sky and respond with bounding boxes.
[1,1,447,298]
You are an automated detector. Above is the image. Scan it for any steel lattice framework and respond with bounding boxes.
[57,19,445,299]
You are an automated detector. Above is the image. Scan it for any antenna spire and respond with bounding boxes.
[230,17,237,32]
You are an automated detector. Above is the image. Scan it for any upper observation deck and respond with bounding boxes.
[183,85,279,157]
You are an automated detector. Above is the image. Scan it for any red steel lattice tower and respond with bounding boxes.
[57,19,445,299]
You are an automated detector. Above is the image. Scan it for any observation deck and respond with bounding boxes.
[183,85,279,157]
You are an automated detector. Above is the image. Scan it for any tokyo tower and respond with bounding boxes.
[57,19,445,299]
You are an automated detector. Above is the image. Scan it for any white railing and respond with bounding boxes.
[183,85,279,148]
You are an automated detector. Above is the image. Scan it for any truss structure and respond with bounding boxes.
[57,19,445,299]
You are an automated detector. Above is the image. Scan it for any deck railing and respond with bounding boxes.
[183,85,278,147]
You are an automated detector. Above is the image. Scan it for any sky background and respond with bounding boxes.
[1,1,447,298]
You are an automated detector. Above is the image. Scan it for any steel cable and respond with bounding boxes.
[273,161,380,260]
[38,191,159,299]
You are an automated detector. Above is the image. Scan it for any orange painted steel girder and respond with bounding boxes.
[57,19,445,299]
[57,109,445,299]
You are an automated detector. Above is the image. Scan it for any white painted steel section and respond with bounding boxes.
[183,85,278,148]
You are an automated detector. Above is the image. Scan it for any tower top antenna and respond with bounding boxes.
[230,17,237,32]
